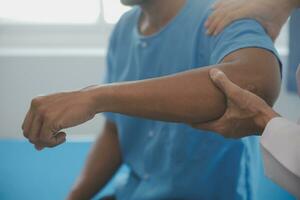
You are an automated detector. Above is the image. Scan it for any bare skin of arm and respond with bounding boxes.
[67,121,122,200]
[22,48,281,149]
[92,48,280,123]
[194,64,300,138]
[192,69,281,138]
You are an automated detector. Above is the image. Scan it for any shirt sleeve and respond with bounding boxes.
[260,117,300,197]
[206,19,281,69]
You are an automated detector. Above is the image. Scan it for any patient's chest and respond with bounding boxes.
[112,31,206,83]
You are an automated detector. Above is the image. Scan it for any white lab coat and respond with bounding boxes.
[260,117,300,198]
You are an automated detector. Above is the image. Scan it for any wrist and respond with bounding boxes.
[85,85,116,114]
[255,107,280,133]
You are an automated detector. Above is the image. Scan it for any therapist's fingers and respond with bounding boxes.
[211,0,231,10]
[206,0,246,36]
[206,2,224,27]
[205,11,225,35]
[212,12,241,36]
[191,121,217,131]
[191,120,231,138]
[209,69,242,98]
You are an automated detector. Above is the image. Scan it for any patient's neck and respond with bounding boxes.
[139,0,186,36]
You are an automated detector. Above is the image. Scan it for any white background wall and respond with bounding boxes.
[0,52,107,140]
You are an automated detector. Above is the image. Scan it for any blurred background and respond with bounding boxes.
[0,0,299,199]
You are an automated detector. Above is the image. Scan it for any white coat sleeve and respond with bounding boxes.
[260,117,300,198]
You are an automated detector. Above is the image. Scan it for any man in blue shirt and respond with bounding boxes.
[22,0,281,199]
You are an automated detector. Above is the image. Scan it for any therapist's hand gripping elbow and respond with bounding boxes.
[205,0,300,40]
[192,69,280,138]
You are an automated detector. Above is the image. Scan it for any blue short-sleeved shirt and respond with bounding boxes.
[104,0,280,199]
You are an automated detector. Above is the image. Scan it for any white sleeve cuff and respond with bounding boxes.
[260,117,300,198]
[261,117,300,177]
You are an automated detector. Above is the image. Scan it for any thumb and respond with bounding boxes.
[209,69,241,98]
[52,132,67,147]
[191,121,218,132]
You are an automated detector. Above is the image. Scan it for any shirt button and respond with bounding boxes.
[144,173,150,180]
[148,130,155,137]
[141,42,148,48]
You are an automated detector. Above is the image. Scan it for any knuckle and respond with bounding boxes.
[53,121,62,131]
[23,131,28,138]
[29,138,38,144]
[36,106,47,116]
[31,97,41,108]
[42,113,52,123]
[22,126,29,134]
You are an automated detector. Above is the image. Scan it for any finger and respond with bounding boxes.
[191,121,218,132]
[22,110,34,138]
[209,69,242,97]
[39,122,65,148]
[205,9,219,29]
[205,15,213,28]
[52,132,67,147]
[211,0,228,10]
[206,12,225,35]
[39,122,57,147]
[213,14,237,36]
[34,144,44,151]
[28,115,43,144]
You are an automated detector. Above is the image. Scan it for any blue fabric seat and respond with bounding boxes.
[0,140,294,200]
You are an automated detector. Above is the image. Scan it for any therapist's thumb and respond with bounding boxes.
[209,69,240,98]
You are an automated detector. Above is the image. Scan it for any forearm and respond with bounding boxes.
[68,121,122,200]
[96,66,225,123]
[92,49,280,124]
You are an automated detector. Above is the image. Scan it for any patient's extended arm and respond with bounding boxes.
[22,48,281,149]
[93,48,281,124]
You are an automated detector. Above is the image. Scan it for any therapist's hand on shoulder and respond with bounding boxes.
[191,69,280,138]
[205,0,299,40]
[22,88,97,150]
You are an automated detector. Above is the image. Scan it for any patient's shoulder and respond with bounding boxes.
[114,6,140,31]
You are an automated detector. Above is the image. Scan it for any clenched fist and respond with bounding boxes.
[22,90,97,150]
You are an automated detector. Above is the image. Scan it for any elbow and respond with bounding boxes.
[222,48,282,107]
[254,60,281,107]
